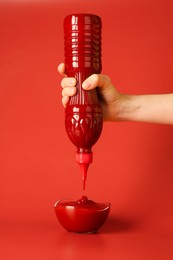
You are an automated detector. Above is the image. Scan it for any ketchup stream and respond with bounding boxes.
[80,163,88,190]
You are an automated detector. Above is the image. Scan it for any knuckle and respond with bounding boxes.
[103,74,111,84]
[61,78,67,87]
[62,88,67,96]
[62,89,65,96]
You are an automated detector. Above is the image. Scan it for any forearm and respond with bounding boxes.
[117,93,173,125]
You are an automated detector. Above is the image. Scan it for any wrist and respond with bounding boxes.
[116,94,141,122]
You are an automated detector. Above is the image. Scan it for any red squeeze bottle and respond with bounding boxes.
[64,14,103,190]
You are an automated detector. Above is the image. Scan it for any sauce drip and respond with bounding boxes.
[57,196,110,210]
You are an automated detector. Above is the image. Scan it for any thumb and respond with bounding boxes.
[82,74,112,91]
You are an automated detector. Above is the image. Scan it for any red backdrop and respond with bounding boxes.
[1,0,173,259]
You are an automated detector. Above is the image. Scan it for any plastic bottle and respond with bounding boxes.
[64,14,103,189]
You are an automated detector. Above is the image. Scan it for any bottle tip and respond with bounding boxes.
[80,163,89,191]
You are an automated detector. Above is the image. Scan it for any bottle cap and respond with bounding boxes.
[76,152,93,164]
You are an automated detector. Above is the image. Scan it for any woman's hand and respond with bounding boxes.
[58,63,123,121]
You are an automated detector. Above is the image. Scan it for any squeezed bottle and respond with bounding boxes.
[64,14,103,189]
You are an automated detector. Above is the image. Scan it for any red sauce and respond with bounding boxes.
[54,196,110,233]
[64,14,103,190]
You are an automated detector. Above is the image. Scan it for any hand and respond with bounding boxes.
[58,63,173,124]
[58,63,123,121]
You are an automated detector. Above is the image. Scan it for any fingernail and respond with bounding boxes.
[82,81,91,89]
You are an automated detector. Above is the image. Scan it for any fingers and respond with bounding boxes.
[61,78,77,107]
[58,64,113,108]
[62,95,70,107]
[61,76,77,107]
[58,63,112,91]
[58,63,66,76]
[58,63,77,107]
[82,74,112,91]
[61,77,76,88]
[62,86,77,97]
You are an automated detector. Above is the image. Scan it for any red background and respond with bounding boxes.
[1,0,173,259]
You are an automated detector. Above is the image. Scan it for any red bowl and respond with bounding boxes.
[54,196,110,233]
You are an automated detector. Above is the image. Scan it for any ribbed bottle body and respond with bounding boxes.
[64,13,102,75]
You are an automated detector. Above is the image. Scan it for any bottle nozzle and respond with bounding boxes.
[76,152,93,190]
